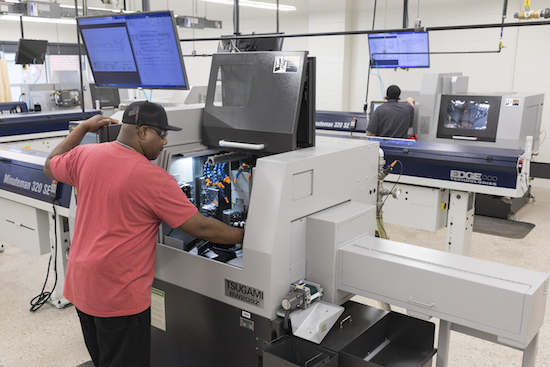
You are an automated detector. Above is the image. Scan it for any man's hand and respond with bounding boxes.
[44,114,119,180]
[81,114,119,132]
[405,97,415,108]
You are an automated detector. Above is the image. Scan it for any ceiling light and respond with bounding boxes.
[58,5,131,13]
[0,14,76,24]
[201,0,296,11]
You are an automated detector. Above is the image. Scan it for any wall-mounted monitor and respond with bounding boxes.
[77,11,189,89]
[436,95,502,142]
[368,31,429,68]
[15,39,48,65]
[89,83,121,109]
[217,33,284,52]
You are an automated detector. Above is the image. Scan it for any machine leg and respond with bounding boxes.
[521,333,539,367]
[436,320,452,367]
[446,190,475,256]
[48,212,71,309]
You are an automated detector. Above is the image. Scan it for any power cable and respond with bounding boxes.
[30,205,58,312]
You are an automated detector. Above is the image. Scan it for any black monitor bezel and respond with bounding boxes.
[89,83,121,109]
[77,10,189,90]
[368,31,430,69]
[15,39,48,65]
[369,101,386,116]
[218,33,284,53]
[436,94,502,142]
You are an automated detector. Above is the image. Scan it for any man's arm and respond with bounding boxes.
[405,97,415,108]
[179,211,244,245]
[44,115,118,180]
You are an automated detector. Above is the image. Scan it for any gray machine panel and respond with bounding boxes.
[338,235,549,349]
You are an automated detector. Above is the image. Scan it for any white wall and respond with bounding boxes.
[1,0,549,161]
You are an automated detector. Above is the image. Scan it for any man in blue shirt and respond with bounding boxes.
[367,85,415,138]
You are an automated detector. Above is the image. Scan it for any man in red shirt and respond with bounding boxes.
[44,101,244,367]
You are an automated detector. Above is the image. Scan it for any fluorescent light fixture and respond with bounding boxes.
[201,0,296,11]
[58,4,132,13]
[0,14,76,24]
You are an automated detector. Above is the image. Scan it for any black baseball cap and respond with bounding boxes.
[122,101,182,131]
[386,85,401,100]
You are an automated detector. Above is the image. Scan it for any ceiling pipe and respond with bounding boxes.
[403,0,408,28]
[234,0,240,35]
[179,20,550,43]
[75,0,85,120]
[276,0,279,33]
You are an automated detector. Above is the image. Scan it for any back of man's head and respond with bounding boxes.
[386,85,401,100]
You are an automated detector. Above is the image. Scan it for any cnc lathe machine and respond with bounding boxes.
[140,52,547,367]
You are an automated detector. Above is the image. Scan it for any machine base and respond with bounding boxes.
[151,278,285,367]
[475,187,531,219]
[49,297,71,309]
[151,278,437,367]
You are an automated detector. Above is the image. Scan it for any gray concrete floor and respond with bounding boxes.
[1,179,549,367]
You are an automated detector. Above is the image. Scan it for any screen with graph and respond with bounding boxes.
[77,11,189,89]
[368,31,429,69]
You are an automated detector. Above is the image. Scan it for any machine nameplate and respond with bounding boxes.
[239,317,255,331]
[0,161,71,207]
[505,98,521,107]
[273,56,300,73]
[450,170,499,187]
[225,279,264,308]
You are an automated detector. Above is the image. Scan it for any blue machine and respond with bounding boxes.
[372,138,526,194]
[316,110,367,133]
[0,101,29,114]
[0,109,100,138]
[0,146,72,208]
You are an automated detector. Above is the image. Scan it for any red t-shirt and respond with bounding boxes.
[51,142,197,317]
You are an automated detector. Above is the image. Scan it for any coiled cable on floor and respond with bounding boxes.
[30,205,58,312]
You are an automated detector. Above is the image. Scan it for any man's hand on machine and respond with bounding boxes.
[81,114,119,132]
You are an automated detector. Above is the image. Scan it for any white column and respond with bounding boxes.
[446,190,475,256]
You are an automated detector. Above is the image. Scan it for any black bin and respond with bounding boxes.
[264,335,338,367]
[339,312,436,367]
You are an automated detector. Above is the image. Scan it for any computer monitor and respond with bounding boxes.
[436,95,502,142]
[15,39,48,65]
[368,31,429,69]
[89,83,121,109]
[77,11,189,90]
[217,33,284,52]
[369,101,385,115]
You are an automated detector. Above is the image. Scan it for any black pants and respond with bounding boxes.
[76,307,151,367]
